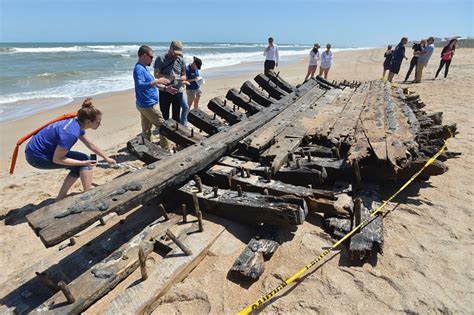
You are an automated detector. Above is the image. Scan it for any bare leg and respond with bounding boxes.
[383,69,387,79]
[187,94,196,110]
[193,94,201,109]
[57,174,78,200]
[387,72,395,82]
[319,67,324,77]
[323,68,329,79]
[310,65,317,78]
[80,169,93,192]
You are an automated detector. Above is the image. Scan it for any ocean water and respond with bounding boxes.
[0,42,356,123]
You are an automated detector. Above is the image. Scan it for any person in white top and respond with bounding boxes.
[304,43,321,82]
[319,43,334,79]
[263,37,279,74]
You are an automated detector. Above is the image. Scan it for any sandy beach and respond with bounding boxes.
[1,47,473,313]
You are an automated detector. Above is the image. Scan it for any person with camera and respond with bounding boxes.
[404,39,425,82]
[263,37,279,74]
[154,41,188,123]
[387,37,409,83]
[25,98,116,200]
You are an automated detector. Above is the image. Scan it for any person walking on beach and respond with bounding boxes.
[25,98,116,200]
[387,37,408,83]
[263,37,279,74]
[133,45,174,149]
[304,43,321,82]
[414,37,435,83]
[319,44,334,79]
[404,39,425,82]
[435,38,457,80]
[382,45,393,80]
[185,56,203,109]
[154,41,187,123]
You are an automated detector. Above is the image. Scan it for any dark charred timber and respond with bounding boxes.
[284,157,352,183]
[259,136,303,171]
[202,164,350,216]
[26,79,318,247]
[323,217,352,239]
[316,75,342,89]
[274,164,327,188]
[300,144,338,158]
[187,108,225,135]
[240,80,276,107]
[178,180,307,226]
[229,225,280,281]
[254,73,289,99]
[225,88,264,115]
[349,186,384,263]
[126,135,171,164]
[395,159,448,180]
[207,97,244,125]
[217,156,268,177]
[266,70,295,93]
[159,119,205,148]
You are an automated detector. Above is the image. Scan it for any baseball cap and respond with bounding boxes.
[193,56,202,69]
[170,40,183,55]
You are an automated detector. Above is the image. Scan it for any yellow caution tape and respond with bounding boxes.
[238,126,453,315]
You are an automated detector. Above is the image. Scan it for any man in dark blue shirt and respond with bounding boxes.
[133,45,176,150]
[388,37,408,83]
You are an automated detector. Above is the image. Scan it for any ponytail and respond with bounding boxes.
[77,98,101,124]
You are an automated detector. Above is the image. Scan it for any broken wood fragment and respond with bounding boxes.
[187,108,224,135]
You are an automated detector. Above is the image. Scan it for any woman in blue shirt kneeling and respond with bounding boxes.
[25,98,116,200]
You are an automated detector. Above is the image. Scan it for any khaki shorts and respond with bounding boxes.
[186,89,202,98]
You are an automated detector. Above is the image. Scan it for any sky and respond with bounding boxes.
[0,0,472,46]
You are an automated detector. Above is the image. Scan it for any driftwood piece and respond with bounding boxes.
[266,69,295,93]
[254,73,289,99]
[187,108,224,135]
[178,180,307,226]
[240,80,276,107]
[230,225,280,281]
[207,97,244,125]
[26,80,318,247]
[159,119,204,147]
[225,88,264,115]
[349,185,384,262]
[31,215,181,314]
[126,135,171,164]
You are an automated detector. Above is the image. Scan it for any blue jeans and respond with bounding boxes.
[180,95,189,126]
[26,151,92,178]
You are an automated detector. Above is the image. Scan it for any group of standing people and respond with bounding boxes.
[383,36,457,83]
[303,43,334,81]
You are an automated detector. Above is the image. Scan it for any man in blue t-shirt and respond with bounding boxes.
[414,37,435,83]
[133,45,176,149]
[185,56,203,109]
[388,37,408,83]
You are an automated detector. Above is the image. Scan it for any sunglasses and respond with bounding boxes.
[147,54,154,60]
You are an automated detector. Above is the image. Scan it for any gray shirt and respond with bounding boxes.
[418,44,435,63]
[153,53,186,91]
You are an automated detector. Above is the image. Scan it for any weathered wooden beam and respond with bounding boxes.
[31,215,181,314]
[126,135,172,164]
[207,97,244,125]
[349,185,384,262]
[179,180,307,226]
[187,108,224,135]
[266,69,295,93]
[316,75,342,89]
[254,73,289,99]
[230,225,280,281]
[159,119,205,148]
[96,215,225,314]
[225,88,264,115]
[240,80,276,107]
[26,79,318,247]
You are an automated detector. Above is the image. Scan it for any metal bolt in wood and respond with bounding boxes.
[158,203,170,220]
[166,229,192,255]
[57,280,75,304]
[138,247,148,280]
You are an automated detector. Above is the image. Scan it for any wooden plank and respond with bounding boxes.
[266,69,295,93]
[225,88,264,115]
[316,75,343,89]
[254,73,289,99]
[159,119,205,148]
[241,85,327,157]
[126,135,171,164]
[179,180,307,226]
[187,108,224,135]
[240,80,276,107]
[100,214,225,314]
[26,80,318,247]
[32,215,182,314]
[207,97,244,125]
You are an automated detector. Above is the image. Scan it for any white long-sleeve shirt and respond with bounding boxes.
[263,45,279,63]
[320,50,333,69]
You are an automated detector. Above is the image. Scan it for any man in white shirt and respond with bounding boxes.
[263,37,279,74]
